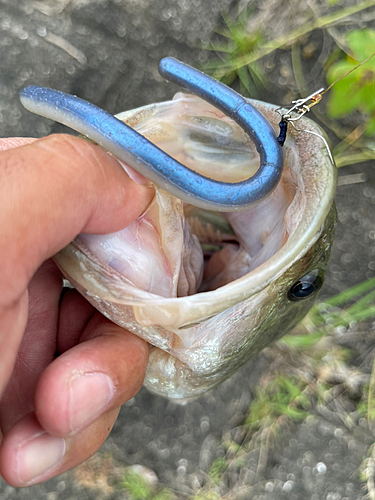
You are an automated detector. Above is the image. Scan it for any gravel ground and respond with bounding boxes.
[0,0,374,499]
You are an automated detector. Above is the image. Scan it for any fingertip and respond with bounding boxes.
[35,318,149,438]
[0,409,119,486]
[35,364,117,438]
[0,413,65,487]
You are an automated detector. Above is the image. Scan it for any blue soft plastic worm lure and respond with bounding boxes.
[20,57,283,212]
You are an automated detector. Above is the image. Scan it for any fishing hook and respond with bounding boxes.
[20,57,284,212]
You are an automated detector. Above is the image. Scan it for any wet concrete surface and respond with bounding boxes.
[0,0,374,498]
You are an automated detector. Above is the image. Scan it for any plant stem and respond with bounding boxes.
[335,151,375,167]
[333,123,366,155]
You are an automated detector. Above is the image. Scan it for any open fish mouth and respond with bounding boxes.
[20,61,337,399]
[53,94,336,399]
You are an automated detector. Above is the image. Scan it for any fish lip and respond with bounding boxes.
[113,98,336,322]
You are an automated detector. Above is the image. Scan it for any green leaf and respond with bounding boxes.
[327,72,364,117]
[276,405,307,420]
[327,29,375,120]
[237,65,255,95]
[347,29,375,60]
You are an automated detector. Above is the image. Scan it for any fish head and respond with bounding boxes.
[54,93,337,399]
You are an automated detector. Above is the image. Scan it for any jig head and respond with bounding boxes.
[20,57,284,212]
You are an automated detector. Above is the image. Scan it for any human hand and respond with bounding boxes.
[0,135,153,486]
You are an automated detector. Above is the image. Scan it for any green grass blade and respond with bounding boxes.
[341,288,375,317]
[281,330,325,349]
[323,277,375,308]
[338,305,375,326]
[237,66,257,96]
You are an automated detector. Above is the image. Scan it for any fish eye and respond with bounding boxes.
[288,270,323,301]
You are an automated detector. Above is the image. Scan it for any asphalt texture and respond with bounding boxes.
[0,0,374,499]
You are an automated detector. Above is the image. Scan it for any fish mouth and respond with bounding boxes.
[55,94,336,331]
[121,95,337,316]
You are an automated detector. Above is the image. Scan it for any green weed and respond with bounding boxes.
[246,375,309,429]
[120,470,173,500]
[203,1,375,167]
[187,277,375,498]
[205,7,266,96]
[208,457,227,485]
[120,471,152,500]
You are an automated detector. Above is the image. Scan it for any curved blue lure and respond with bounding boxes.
[20,57,283,212]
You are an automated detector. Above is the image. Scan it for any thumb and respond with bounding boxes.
[0,133,153,306]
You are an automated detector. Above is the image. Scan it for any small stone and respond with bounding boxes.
[57,481,66,491]
[177,465,186,476]
[334,428,344,438]
[265,482,274,492]
[283,480,294,492]
[316,462,327,475]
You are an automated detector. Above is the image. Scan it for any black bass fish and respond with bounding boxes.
[46,93,336,399]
